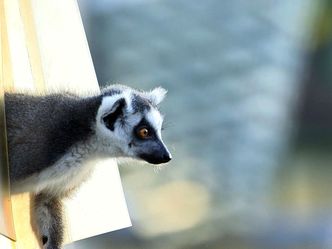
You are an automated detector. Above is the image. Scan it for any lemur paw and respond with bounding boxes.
[42,235,48,245]
[42,235,62,249]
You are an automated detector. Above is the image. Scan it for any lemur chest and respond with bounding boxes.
[32,143,97,195]
[42,157,94,194]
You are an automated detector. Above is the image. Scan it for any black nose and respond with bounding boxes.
[161,153,172,163]
[139,152,172,165]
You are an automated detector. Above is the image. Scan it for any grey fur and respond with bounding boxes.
[32,193,64,249]
[132,94,151,113]
[6,93,101,182]
[6,85,171,249]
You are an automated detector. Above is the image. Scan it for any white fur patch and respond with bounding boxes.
[148,87,167,105]
[146,109,171,159]
[146,109,164,137]
[94,93,137,157]
[12,139,99,196]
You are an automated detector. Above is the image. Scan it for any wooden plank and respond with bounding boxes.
[18,0,45,92]
[0,0,16,242]
[1,0,40,247]
[11,194,40,249]
[29,0,98,91]
[0,0,13,92]
[3,0,35,91]
[0,234,15,249]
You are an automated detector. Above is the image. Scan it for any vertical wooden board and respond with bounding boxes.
[11,194,40,249]
[0,0,13,92]
[18,0,45,92]
[1,0,40,247]
[64,159,132,241]
[29,0,98,90]
[0,234,15,249]
[0,0,16,241]
[3,0,35,91]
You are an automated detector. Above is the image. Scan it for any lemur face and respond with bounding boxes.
[95,85,172,164]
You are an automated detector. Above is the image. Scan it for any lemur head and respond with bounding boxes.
[95,85,172,164]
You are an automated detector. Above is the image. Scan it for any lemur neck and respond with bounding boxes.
[93,136,124,158]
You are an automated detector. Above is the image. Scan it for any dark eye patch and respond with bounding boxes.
[133,118,156,140]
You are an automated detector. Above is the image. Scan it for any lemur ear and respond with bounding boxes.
[148,87,167,105]
[103,98,126,131]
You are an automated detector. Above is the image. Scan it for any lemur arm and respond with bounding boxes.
[32,192,64,249]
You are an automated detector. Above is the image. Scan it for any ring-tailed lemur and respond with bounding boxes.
[6,84,171,249]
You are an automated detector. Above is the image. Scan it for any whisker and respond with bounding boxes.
[161,120,174,131]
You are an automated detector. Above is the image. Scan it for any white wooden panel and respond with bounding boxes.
[0,234,15,249]
[64,159,131,241]
[0,0,16,241]
[30,0,98,90]
[3,0,35,90]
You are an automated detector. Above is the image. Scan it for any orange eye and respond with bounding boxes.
[138,128,149,139]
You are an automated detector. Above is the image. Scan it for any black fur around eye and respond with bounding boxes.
[134,118,156,140]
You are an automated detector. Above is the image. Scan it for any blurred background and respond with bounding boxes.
[67,0,332,248]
